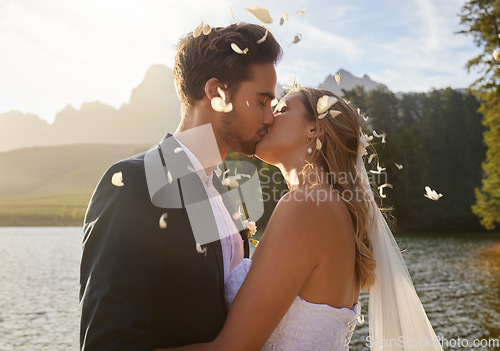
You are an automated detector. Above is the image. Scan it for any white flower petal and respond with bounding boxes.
[217,86,226,102]
[166,170,173,184]
[395,162,403,170]
[290,34,302,45]
[493,49,499,61]
[196,243,207,256]
[245,5,273,23]
[111,171,124,187]
[330,110,341,118]
[231,42,249,54]
[317,95,338,114]
[159,213,168,229]
[296,8,306,15]
[284,12,289,20]
[174,147,183,154]
[368,154,376,164]
[318,112,328,119]
[214,164,222,178]
[256,29,269,44]
[378,183,393,198]
[316,138,322,150]
[211,97,233,112]
[193,21,203,38]
[424,186,443,201]
[221,175,240,187]
[230,6,236,21]
[363,115,370,122]
[202,24,211,35]
[271,98,279,107]
[335,73,341,85]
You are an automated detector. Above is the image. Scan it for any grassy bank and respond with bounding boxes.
[0,193,90,226]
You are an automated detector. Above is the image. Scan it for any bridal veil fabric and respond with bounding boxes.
[357,134,443,351]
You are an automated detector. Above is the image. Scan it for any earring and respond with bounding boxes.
[307,147,313,154]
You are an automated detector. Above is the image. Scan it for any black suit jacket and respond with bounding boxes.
[80,134,249,350]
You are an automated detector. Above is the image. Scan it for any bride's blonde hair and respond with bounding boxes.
[298,87,376,291]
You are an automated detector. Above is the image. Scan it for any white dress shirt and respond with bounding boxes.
[174,137,244,281]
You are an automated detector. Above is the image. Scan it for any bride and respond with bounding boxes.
[160,87,443,351]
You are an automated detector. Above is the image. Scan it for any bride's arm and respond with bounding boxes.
[158,192,330,351]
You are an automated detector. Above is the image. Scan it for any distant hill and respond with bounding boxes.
[0,64,181,152]
[0,143,150,225]
[319,69,388,95]
[0,143,150,200]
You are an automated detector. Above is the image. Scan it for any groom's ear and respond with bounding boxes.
[204,78,229,101]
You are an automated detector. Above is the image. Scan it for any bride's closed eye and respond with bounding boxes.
[274,106,288,115]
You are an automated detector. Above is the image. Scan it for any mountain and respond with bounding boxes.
[319,69,388,96]
[0,64,181,152]
[0,66,389,153]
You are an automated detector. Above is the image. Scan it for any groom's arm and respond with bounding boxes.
[80,159,167,351]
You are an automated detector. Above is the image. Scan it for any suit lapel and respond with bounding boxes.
[212,164,250,258]
[160,133,226,290]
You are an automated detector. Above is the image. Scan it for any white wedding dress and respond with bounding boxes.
[225,258,362,351]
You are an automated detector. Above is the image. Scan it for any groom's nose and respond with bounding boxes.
[263,106,275,127]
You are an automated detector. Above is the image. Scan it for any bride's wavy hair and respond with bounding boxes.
[298,87,377,291]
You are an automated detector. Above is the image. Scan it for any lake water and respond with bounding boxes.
[0,227,499,350]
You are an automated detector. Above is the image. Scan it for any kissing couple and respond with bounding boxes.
[80,23,443,350]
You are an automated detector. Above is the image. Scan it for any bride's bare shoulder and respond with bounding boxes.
[269,187,351,236]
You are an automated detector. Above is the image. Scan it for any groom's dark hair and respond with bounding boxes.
[174,22,282,106]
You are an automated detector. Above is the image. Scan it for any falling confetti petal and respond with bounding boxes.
[111,171,124,187]
[256,29,269,44]
[217,86,227,102]
[245,5,273,24]
[214,164,222,178]
[493,49,499,61]
[357,107,361,115]
[166,170,173,184]
[211,97,233,113]
[202,24,212,35]
[233,206,243,221]
[221,175,241,187]
[363,115,370,122]
[335,73,341,85]
[196,243,207,256]
[316,138,322,150]
[368,154,376,164]
[193,21,204,38]
[231,42,249,54]
[317,95,338,114]
[290,34,302,46]
[370,162,386,174]
[284,12,289,20]
[249,238,260,246]
[159,213,168,229]
[318,112,328,119]
[279,17,284,25]
[378,183,393,199]
[174,147,183,154]
[372,130,387,143]
[424,186,443,201]
[330,110,341,118]
[296,8,306,15]
[395,163,403,170]
[271,98,279,107]
[230,6,236,21]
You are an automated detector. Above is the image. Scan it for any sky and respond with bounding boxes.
[0,0,482,124]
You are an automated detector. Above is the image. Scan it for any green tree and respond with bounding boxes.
[460,0,500,230]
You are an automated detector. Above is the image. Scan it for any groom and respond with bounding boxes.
[79,23,282,350]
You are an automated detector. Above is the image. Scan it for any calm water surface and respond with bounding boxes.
[0,228,499,350]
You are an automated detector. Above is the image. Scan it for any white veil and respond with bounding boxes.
[357,134,443,351]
